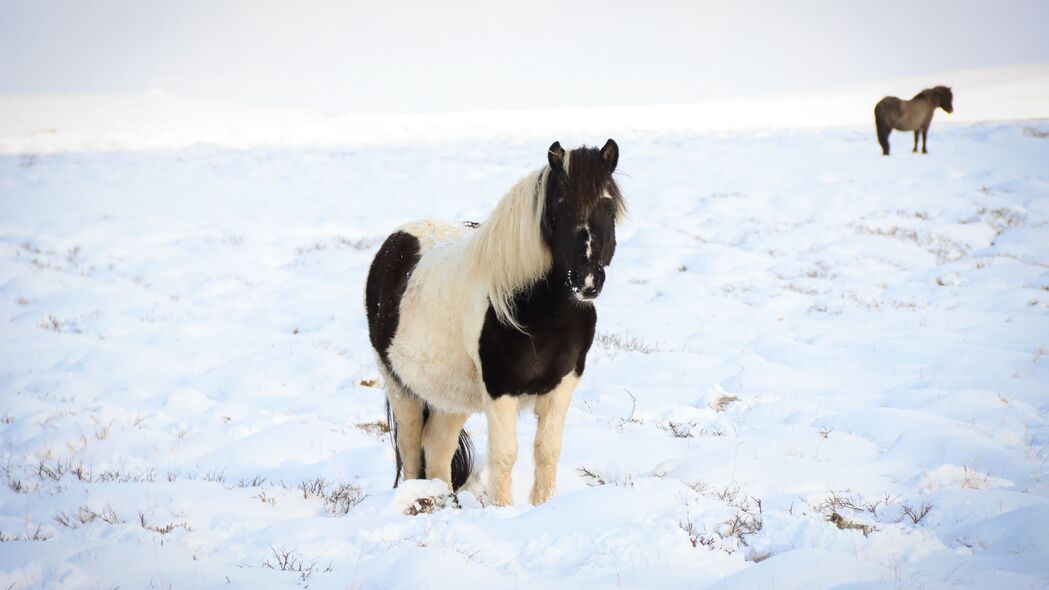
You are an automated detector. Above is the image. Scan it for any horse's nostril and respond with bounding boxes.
[581,286,598,297]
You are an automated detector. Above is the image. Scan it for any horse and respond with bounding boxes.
[365,139,625,506]
[874,86,953,156]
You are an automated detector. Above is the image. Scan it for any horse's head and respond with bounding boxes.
[542,139,625,302]
[933,86,954,113]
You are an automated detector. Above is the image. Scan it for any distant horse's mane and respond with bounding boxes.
[463,163,555,331]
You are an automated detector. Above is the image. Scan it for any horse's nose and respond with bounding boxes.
[581,285,599,298]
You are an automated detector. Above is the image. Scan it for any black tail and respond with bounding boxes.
[385,398,474,491]
[875,110,891,156]
[386,397,402,488]
[450,427,475,491]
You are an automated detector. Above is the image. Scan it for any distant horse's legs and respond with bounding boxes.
[386,378,425,482]
[422,410,468,486]
[485,396,518,506]
[876,118,891,156]
[913,130,920,153]
[530,373,578,505]
[921,126,929,154]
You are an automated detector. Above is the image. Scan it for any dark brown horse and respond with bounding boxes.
[874,86,953,156]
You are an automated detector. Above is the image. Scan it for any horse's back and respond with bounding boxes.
[875,96,902,119]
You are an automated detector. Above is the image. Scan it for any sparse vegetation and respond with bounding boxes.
[139,511,192,535]
[295,477,366,515]
[826,511,875,535]
[262,545,335,582]
[899,502,933,525]
[576,467,607,486]
[712,393,739,412]
[852,223,969,264]
[403,492,462,515]
[0,526,52,542]
[594,332,664,354]
[55,505,123,529]
[355,420,390,438]
[680,481,765,553]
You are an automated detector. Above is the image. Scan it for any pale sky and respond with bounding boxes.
[2,0,1048,113]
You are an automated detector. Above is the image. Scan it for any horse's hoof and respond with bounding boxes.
[529,485,554,505]
[491,491,513,507]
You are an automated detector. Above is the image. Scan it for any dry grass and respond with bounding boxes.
[294,236,382,257]
[681,481,765,553]
[54,505,123,529]
[576,467,607,486]
[594,332,664,354]
[959,466,993,490]
[355,420,390,438]
[139,511,192,535]
[852,224,970,264]
[295,477,366,515]
[40,314,82,334]
[1033,347,1046,364]
[1023,126,1049,139]
[0,526,52,542]
[826,512,875,535]
[403,492,462,516]
[899,502,933,525]
[263,545,335,582]
[712,394,740,412]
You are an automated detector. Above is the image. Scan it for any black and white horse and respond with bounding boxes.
[365,140,625,506]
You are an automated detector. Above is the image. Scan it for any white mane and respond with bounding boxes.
[464,156,570,331]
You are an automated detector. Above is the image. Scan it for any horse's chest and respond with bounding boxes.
[478,285,596,398]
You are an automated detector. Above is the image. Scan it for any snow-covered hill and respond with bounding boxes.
[2,65,1047,154]
[1,71,1048,589]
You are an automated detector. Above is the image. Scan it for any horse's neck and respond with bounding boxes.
[463,167,553,327]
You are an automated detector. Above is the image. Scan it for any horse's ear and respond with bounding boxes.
[548,141,565,170]
[601,138,618,172]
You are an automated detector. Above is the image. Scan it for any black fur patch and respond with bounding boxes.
[366,231,421,367]
[479,271,597,397]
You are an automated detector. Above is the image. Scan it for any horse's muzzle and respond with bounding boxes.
[570,267,605,301]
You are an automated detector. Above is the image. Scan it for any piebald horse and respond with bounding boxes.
[365,140,624,506]
[874,86,954,156]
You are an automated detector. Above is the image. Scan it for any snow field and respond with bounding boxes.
[1,120,1048,589]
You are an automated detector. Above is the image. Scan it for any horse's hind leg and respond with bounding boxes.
[913,130,920,153]
[386,378,425,483]
[422,410,468,487]
[876,118,891,156]
[485,396,518,506]
[921,126,929,154]
[530,373,578,505]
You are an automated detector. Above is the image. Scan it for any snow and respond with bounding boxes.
[2,69,1049,588]
[3,65,1049,155]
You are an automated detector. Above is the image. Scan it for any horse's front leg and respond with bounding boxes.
[921,126,929,154]
[913,130,919,153]
[485,395,518,506]
[530,372,578,505]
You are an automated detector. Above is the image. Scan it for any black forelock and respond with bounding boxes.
[566,146,625,220]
